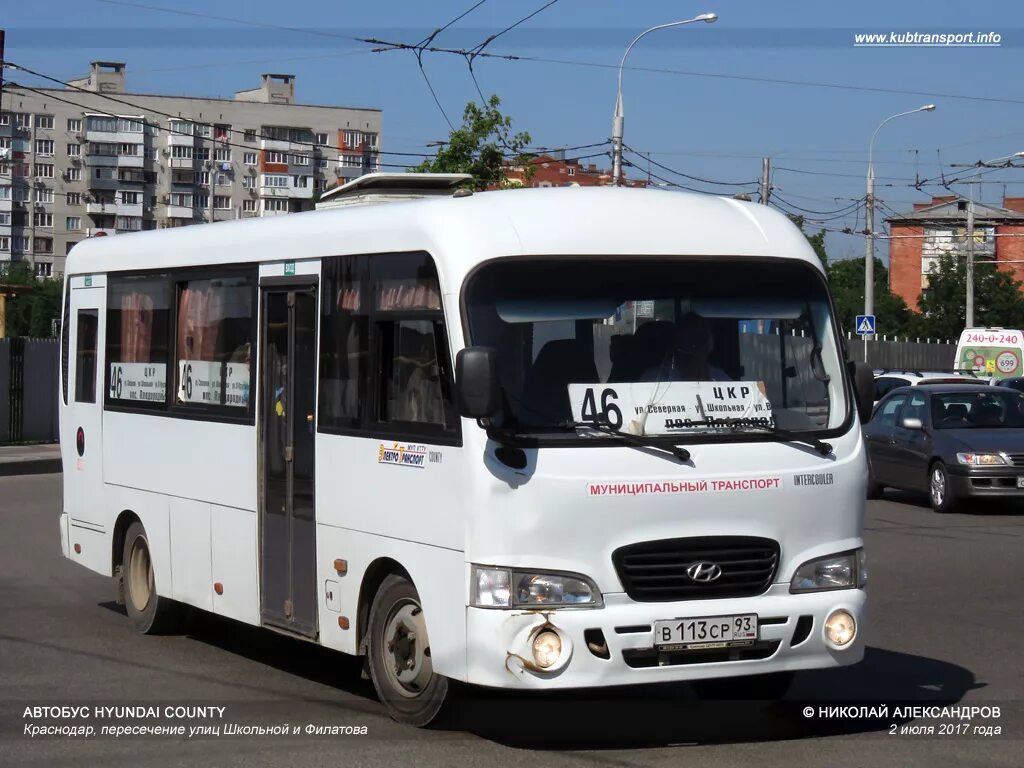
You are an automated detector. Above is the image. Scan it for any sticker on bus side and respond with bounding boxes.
[587,476,781,496]
[378,442,428,469]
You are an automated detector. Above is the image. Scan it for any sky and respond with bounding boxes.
[4,0,1024,263]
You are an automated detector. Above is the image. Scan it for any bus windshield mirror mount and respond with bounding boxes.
[456,347,500,420]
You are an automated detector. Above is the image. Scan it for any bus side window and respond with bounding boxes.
[74,309,98,403]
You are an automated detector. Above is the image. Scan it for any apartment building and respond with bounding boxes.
[504,152,646,188]
[0,61,382,277]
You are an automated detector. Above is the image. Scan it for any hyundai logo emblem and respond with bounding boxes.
[686,561,723,583]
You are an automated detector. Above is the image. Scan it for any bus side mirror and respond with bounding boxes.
[848,360,874,423]
[456,347,500,419]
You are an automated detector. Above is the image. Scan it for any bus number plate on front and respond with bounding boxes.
[654,614,758,650]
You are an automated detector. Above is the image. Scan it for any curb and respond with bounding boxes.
[0,459,63,477]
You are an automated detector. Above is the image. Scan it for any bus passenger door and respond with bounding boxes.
[65,279,107,557]
[259,282,318,638]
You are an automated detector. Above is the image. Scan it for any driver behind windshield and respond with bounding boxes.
[642,312,730,382]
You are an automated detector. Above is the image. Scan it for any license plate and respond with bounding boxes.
[1017,476,1024,489]
[654,614,758,650]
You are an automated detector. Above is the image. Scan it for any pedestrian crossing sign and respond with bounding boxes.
[855,314,876,336]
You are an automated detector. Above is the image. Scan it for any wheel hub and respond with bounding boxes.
[382,601,432,698]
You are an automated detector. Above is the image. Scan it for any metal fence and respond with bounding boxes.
[843,334,957,371]
[0,338,60,444]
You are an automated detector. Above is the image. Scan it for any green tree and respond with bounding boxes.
[917,252,1024,340]
[1,263,63,338]
[788,215,919,337]
[411,95,534,191]
[826,257,920,338]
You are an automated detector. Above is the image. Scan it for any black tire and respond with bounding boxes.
[367,575,449,727]
[122,521,186,634]
[692,671,795,701]
[928,461,958,514]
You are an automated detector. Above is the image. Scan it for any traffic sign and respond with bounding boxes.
[855,314,876,336]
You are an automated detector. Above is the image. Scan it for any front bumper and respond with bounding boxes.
[948,466,1024,498]
[465,585,865,689]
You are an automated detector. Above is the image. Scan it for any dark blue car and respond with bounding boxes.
[864,384,1024,512]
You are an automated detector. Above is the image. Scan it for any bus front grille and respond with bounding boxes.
[612,536,780,602]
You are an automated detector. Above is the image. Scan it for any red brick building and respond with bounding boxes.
[505,154,646,188]
[885,196,1024,311]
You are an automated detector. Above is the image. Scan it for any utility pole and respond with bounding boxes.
[760,157,771,204]
[207,132,215,226]
[965,196,975,329]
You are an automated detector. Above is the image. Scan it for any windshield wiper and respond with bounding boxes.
[557,420,692,462]
[730,424,833,456]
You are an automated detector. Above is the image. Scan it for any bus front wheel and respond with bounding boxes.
[122,521,185,634]
[367,574,449,726]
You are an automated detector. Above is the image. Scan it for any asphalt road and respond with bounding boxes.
[1,473,1021,767]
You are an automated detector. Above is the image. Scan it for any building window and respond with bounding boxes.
[34,163,54,178]
[195,148,210,162]
[242,176,255,189]
[119,118,144,133]
[263,199,288,212]
[243,152,257,165]
[0,213,9,226]
[37,189,54,204]
[213,195,231,210]
[292,175,308,188]
[214,173,230,186]
[66,192,82,206]
[67,118,82,132]
[171,145,193,159]
[119,143,140,156]
[243,199,256,212]
[120,191,141,205]
[0,237,9,251]
[35,261,53,278]
[75,309,99,403]
[66,216,82,231]
[107,276,171,406]
[169,120,193,136]
[315,132,328,146]
[33,213,54,228]
[290,154,310,166]
[67,143,81,157]
[66,241,78,255]
[86,116,118,133]
[244,129,256,142]
[214,148,231,162]
[12,235,29,252]
[35,139,55,156]
[33,236,54,253]
[66,167,82,181]
[214,125,231,141]
[174,273,254,409]
[116,216,142,231]
[362,132,378,149]
[35,115,55,130]
[169,193,193,208]
[340,154,362,168]
[266,151,286,164]
[195,194,209,209]
[144,148,157,161]
[262,174,288,188]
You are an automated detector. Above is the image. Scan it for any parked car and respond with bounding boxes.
[864,383,1024,512]
[872,369,985,405]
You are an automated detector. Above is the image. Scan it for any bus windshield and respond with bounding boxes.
[464,258,848,438]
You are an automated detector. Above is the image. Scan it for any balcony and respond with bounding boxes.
[84,129,146,144]
[86,201,118,215]
[260,185,313,200]
[116,202,144,217]
[84,153,118,167]
[166,133,196,148]
[259,137,296,153]
[165,205,195,219]
[169,157,196,170]
[116,154,145,169]
[0,198,12,213]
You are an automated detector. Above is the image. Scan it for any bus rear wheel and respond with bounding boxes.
[367,575,449,726]
[122,521,185,634]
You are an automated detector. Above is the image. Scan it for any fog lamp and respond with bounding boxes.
[824,609,856,647]
[531,630,562,669]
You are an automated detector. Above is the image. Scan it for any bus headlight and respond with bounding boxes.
[471,566,602,608]
[790,549,865,593]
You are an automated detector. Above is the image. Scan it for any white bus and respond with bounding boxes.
[954,327,1024,380]
[60,187,874,725]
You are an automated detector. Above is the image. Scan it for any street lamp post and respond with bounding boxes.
[864,105,935,358]
[611,13,717,186]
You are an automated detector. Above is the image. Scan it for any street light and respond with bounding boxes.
[611,13,717,186]
[864,104,935,347]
